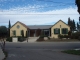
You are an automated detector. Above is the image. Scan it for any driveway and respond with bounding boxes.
[5,42,80,60]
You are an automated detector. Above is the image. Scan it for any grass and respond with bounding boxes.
[62,50,80,55]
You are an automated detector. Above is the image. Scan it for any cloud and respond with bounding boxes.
[0,6,79,27]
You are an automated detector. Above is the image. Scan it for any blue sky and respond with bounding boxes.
[0,0,79,27]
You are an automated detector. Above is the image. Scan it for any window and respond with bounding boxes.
[54,28,60,34]
[60,25,61,28]
[13,30,16,36]
[17,25,20,29]
[62,28,68,34]
[21,30,23,35]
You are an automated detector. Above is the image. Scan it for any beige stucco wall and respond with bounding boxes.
[10,22,28,37]
[51,21,70,38]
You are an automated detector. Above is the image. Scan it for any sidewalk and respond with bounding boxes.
[0,46,5,60]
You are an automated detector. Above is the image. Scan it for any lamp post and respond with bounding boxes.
[79,16,80,32]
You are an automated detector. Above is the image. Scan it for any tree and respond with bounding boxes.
[73,19,76,30]
[68,18,76,31]
[68,17,73,31]
[68,17,71,26]
[8,20,11,37]
[0,26,8,38]
[0,26,8,50]
[75,0,80,14]
[70,20,73,31]
[77,22,79,31]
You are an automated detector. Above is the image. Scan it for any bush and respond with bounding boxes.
[70,32,80,39]
[6,37,12,42]
[63,35,69,39]
[58,34,69,39]
[58,34,63,39]
[39,35,50,40]
[17,36,26,42]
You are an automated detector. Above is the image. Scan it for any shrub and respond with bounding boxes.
[68,31,72,36]
[63,35,69,39]
[58,34,63,39]
[58,34,69,39]
[6,37,12,42]
[70,32,80,39]
[17,36,26,42]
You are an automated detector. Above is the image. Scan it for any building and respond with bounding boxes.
[10,20,70,38]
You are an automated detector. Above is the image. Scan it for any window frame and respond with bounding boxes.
[62,28,68,34]
[54,28,60,34]
[13,30,16,36]
[17,25,20,29]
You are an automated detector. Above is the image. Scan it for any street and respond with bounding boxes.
[5,42,80,60]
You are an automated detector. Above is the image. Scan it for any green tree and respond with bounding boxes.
[68,18,76,31]
[68,17,73,31]
[75,0,80,14]
[73,19,76,30]
[8,20,11,37]
[70,20,73,31]
[0,26,8,38]
[0,26,8,50]
[77,22,79,31]
[68,17,71,26]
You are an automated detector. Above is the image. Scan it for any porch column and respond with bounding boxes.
[34,30,36,37]
[49,29,50,37]
[41,29,43,35]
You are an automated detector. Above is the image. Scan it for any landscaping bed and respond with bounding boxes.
[42,39,80,42]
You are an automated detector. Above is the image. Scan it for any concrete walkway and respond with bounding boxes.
[0,47,5,60]
[23,37,39,43]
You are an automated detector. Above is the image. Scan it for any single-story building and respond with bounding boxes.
[10,20,70,38]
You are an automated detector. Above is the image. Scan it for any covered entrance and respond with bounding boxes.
[28,29,50,37]
[28,29,41,37]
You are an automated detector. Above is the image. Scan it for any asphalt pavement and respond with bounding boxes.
[0,47,5,60]
[5,42,80,60]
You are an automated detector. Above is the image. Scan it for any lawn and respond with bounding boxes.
[62,50,80,55]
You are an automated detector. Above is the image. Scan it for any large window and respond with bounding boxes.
[62,28,68,34]
[13,30,16,36]
[54,28,60,34]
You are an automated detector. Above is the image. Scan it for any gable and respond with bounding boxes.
[51,20,70,28]
[10,22,28,30]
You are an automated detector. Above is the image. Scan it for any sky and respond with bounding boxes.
[0,0,79,27]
